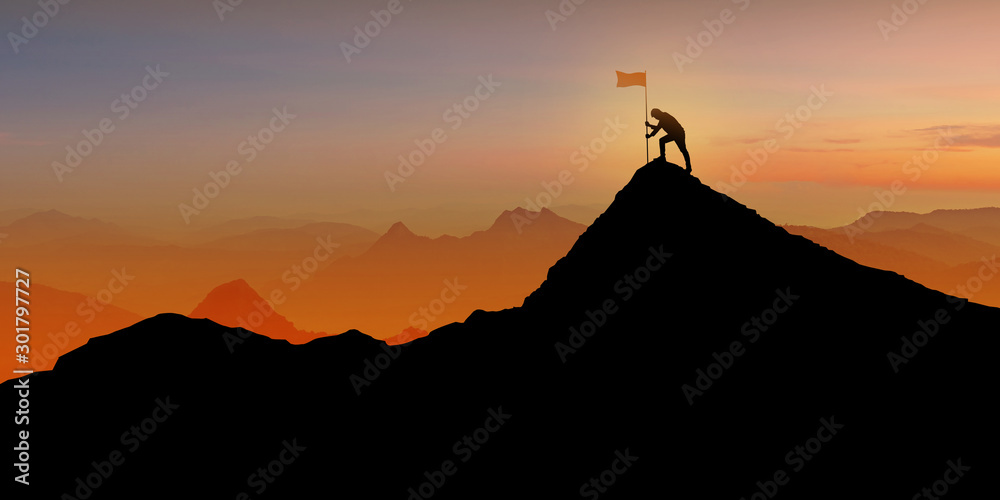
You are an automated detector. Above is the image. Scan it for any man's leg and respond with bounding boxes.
[659,135,673,159]
[676,136,692,172]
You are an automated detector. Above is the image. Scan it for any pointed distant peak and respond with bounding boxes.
[21,209,76,222]
[213,278,255,292]
[195,279,264,308]
[499,207,541,222]
[192,279,263,314]
[484,206,582,236]
[367,221,429,253]
[189,279,315,342]
[506,206,554,219]
[8,210,122,232]
[492,208,534,231]
[385,221,416,237]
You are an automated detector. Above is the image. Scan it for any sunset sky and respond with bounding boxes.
[2,0,999,232]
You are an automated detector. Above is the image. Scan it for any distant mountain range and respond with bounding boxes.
[0,210,164,248]
[182,206,585,341]
[285,204,604,238]
[281,207,587,336]
[843,207,1000,240]
[194,221,379,257]
[784,207,1000,308]
[5,159,995,498]
[4,201,996,381]
[0,207,585,379]
[0,208,40,226]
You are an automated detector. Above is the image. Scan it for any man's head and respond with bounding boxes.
[650,108,665,120]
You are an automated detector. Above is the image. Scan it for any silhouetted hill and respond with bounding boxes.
[0,281,143,380]
[4,160,996,499]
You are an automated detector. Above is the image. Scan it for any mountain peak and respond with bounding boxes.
[190,279,319,342]
[385,221,417,238]
[190,279,267,318]
[36,208,73,218]
[11,209,87,227]
[201,278,255,297]
[506,206,554,218]
[9,157,1000,498]
[0,209,134,247]
[488,206,581,235]
[524,158,815,309]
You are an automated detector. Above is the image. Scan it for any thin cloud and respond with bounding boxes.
[952,134,1000,149]
[785,147,855,153]
[912,147,974,153]
[909,125,968,133]
[899,124,1000,150]
[824,138,861,144]
[736,137,771,145]
[711,136,771,146]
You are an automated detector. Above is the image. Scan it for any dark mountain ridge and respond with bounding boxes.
[5,159,996,499]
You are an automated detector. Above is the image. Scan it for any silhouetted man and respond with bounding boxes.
[646,108,691,172]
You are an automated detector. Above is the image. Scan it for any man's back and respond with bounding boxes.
[657,112,684,135]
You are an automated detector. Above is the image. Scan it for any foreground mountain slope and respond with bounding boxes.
[4,160,996,499]
[784,224,1000,308]
[849,224,999,266]
[0,282,142,379]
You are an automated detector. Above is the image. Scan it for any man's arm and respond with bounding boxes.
[646,122,661,138]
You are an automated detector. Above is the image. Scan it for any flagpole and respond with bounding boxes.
[644,70,649,163]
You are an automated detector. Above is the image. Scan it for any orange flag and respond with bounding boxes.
[615,71,646,88]
[616,71,649,161]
